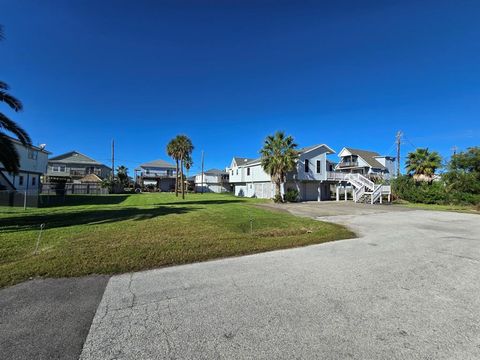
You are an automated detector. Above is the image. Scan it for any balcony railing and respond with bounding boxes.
[338,161,359,168]
[140,172,175,179]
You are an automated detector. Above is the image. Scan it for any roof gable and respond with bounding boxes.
[343,147,385,169]
[49,151,104,165]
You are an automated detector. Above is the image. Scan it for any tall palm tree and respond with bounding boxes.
[166,138,181,196]
[184,153,193,192]
[116,165,128,186]
[0,25,31,173]
[176,135,194,199]
[405,148,442,182]
[260,131,299,202]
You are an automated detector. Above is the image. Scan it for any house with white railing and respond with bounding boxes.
[195,169,230,193]
[134,159,176,191]
[227,144,337,201]
[228,144,393,204]
[335,147,395,180]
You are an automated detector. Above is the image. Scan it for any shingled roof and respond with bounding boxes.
[48,151,105,166]
[139,159,176,169]
[233,157,256,166]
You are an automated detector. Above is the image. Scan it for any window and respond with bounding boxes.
[28,149,38,160]
[51,165,66,172]
[247,167,251,176]
[32,176,36,186]
[19,176,24,186]
[316,160,321,174]
[304,159,309,173]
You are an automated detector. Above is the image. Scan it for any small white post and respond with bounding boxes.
[380,194,383,204]
[388,194,391,203]
[336,186,339,202]
[344,186,347,202]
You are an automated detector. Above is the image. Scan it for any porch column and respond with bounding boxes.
[344,185,347,202]
[336,186,339,201]
[317,184,321,202]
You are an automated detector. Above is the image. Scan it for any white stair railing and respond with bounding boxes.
[370,184,383,204]
[354,186,365,203]
[345,173,374,191]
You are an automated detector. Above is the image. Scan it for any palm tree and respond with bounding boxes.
[405,148,442,182]
[260,131,299,202]
[184,153,193,192]
[0,25,31,173]
[176,135,194,199]
[116,165,128,186]
[166,138,181,196]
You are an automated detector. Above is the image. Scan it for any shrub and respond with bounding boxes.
[392,175,480,205]
[273,194,283,203]
[284,188,299,202]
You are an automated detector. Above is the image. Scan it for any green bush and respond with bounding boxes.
[284,188,299,202]
[392,175,480,205]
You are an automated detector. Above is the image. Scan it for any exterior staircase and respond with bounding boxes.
[344,173,391,204]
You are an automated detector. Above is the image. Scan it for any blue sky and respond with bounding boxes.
[2,0,479,175]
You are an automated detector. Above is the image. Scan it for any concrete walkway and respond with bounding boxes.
[80,206,480,359]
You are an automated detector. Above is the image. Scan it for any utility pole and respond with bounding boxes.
[396,131,403,177]
[451,145,458,156]
[111,139,115,181]
[201,150,204,194]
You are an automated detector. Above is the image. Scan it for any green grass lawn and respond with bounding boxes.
[0,193,354,288]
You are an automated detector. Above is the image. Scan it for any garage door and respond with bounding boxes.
[304,183,319,201]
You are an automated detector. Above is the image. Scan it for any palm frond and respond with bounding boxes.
[0,133,21,173]
[0,91,23,112]
[0,81,9,90]
[0,112,32,145]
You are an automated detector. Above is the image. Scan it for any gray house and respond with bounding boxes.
[134,159,176,191]
[45,151,111,183]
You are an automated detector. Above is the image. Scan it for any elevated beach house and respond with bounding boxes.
[0,136,50,192]
[45,151,111,183]
[227,144,338,201]
[134,159,176,191]
[195,168,230,193]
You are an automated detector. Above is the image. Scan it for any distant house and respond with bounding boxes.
[227,144,338,201]
[134,159,176,191]
[0,136,50,192]
[195,169,230,193]
[335,147,395,180]
[45,151,111,183]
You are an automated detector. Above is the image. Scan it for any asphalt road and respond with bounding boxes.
[79,207,480,360]
[0,275,109,360]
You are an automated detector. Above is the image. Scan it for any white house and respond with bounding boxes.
[0,136,50,193]
[335,147,395,180]
[227,144,338,201]
[195,169,229,193]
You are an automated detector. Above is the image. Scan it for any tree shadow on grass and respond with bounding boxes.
[160,199,245,206]
[39,195,131,207]
[0,206,193,232]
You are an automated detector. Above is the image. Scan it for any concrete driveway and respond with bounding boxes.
[80,204,480,360]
